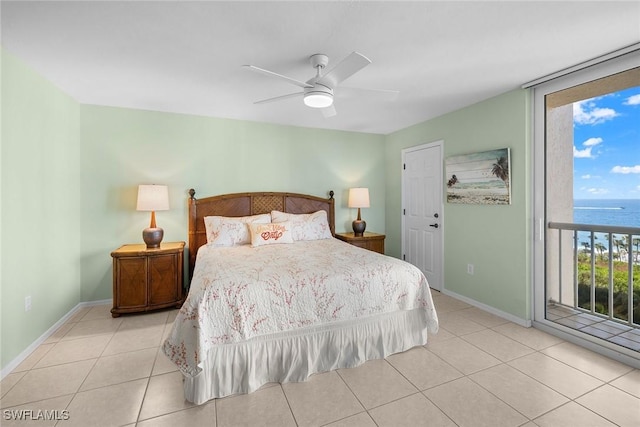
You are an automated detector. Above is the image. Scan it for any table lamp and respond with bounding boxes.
[136,184,169,249]
[348,187,370,237]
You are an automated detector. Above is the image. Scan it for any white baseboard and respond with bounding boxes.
[441,288,532,327]
[0,299,111,380]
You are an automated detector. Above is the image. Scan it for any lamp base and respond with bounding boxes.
[142,227,164,249]
[352,219,366,237]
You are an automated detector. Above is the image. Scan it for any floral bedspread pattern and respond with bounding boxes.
[163,238,439,376]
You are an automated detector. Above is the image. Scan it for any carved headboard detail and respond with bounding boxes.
[187,189,335,276]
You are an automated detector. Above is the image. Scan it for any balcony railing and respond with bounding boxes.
[547,222,640,328]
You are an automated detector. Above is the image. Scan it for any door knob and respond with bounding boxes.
[429,223,439,228]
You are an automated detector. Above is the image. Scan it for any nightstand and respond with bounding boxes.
[111,241,185,317]
[335,232,385,254]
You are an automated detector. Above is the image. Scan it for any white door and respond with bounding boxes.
[402,141,443,291]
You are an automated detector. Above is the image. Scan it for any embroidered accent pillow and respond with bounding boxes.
[204,214,271,246]
[248,222,294,247]
[271,210,332,241]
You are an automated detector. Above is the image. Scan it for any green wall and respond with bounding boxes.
[385,90,531,320]
[1,50,82,368]
[1,50,533,372]
[79,107,386,301]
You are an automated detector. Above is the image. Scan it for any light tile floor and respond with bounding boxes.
[547,303,640,352]
[1,292,639,426]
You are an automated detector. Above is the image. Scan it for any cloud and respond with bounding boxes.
[623,94,640,106]
[573,146,594,158]
[587,188,609,195]
[611,165,640,174]
[582,137,603,147]
[573,99,618,125]
[581,174,591,179]
[573,137,602,159]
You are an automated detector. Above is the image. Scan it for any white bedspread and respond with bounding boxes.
[163,238,438,377]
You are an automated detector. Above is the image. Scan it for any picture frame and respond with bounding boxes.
[445,148,511,205]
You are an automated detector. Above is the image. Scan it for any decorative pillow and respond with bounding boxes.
[204,214,271,246]
[248,222,294,247]
[271,210,333,241]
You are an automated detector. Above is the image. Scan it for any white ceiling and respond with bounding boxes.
[2,1,639,135]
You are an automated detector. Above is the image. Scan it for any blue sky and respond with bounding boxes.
[573,85,640,199]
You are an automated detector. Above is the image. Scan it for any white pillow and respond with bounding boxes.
[248,222,294,247]
[204,213,271,246]
[271,210,332,241]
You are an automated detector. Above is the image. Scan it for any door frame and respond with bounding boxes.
[401,140,444,291]
[532,53,640,326]
[531,52,640,368]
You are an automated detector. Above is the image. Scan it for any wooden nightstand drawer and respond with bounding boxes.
[334,232,385,254]
[115,257,147,308]
[148,253,180,305]
[111,241,185,317]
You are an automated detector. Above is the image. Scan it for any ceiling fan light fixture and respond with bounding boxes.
[303,83,334,108]
[246,52,377,115]
[304,92,333,108]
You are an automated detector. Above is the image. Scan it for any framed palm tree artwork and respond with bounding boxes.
[445,148,511,205]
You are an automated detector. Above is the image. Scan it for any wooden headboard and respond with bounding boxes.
[187,189,335,276]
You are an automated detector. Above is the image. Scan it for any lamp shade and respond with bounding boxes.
[348,188,370,208]
[136,185,169,211]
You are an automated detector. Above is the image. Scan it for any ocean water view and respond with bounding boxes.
[572,199,640,256]
[574,199,640,229]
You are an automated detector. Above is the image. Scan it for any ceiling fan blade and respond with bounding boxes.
[254,92,303,105]
[321,105,337,118]
[243,65,313,89]
[317,51,371,88]
[338,86,399,102]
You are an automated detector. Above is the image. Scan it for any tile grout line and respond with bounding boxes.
[570,383,628,427]
[538,343,633,383]
[4,301,638,426]
[277,383,300,426]
[334,368,369,417]
[438,319,549,424]
[464,365,538,423]
[440,314,628,420]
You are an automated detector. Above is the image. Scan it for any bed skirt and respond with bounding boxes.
[183,308,435,404]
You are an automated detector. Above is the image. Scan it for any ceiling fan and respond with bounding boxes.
[243,52,398,117]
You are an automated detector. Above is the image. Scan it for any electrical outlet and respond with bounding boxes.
[25,296,32,312]
[467,264,474,275]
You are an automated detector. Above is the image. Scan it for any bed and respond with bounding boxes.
[163,190,439,404]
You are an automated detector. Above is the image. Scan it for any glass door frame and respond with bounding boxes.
[532,51,640,368]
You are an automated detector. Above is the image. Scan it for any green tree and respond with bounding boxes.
[614,238,624,261]
[491,156,509,191]
[595,242,606,261]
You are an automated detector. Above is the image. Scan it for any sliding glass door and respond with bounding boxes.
[532,52,640,365]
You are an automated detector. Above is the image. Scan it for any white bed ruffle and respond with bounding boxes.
[183,307,433,404]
